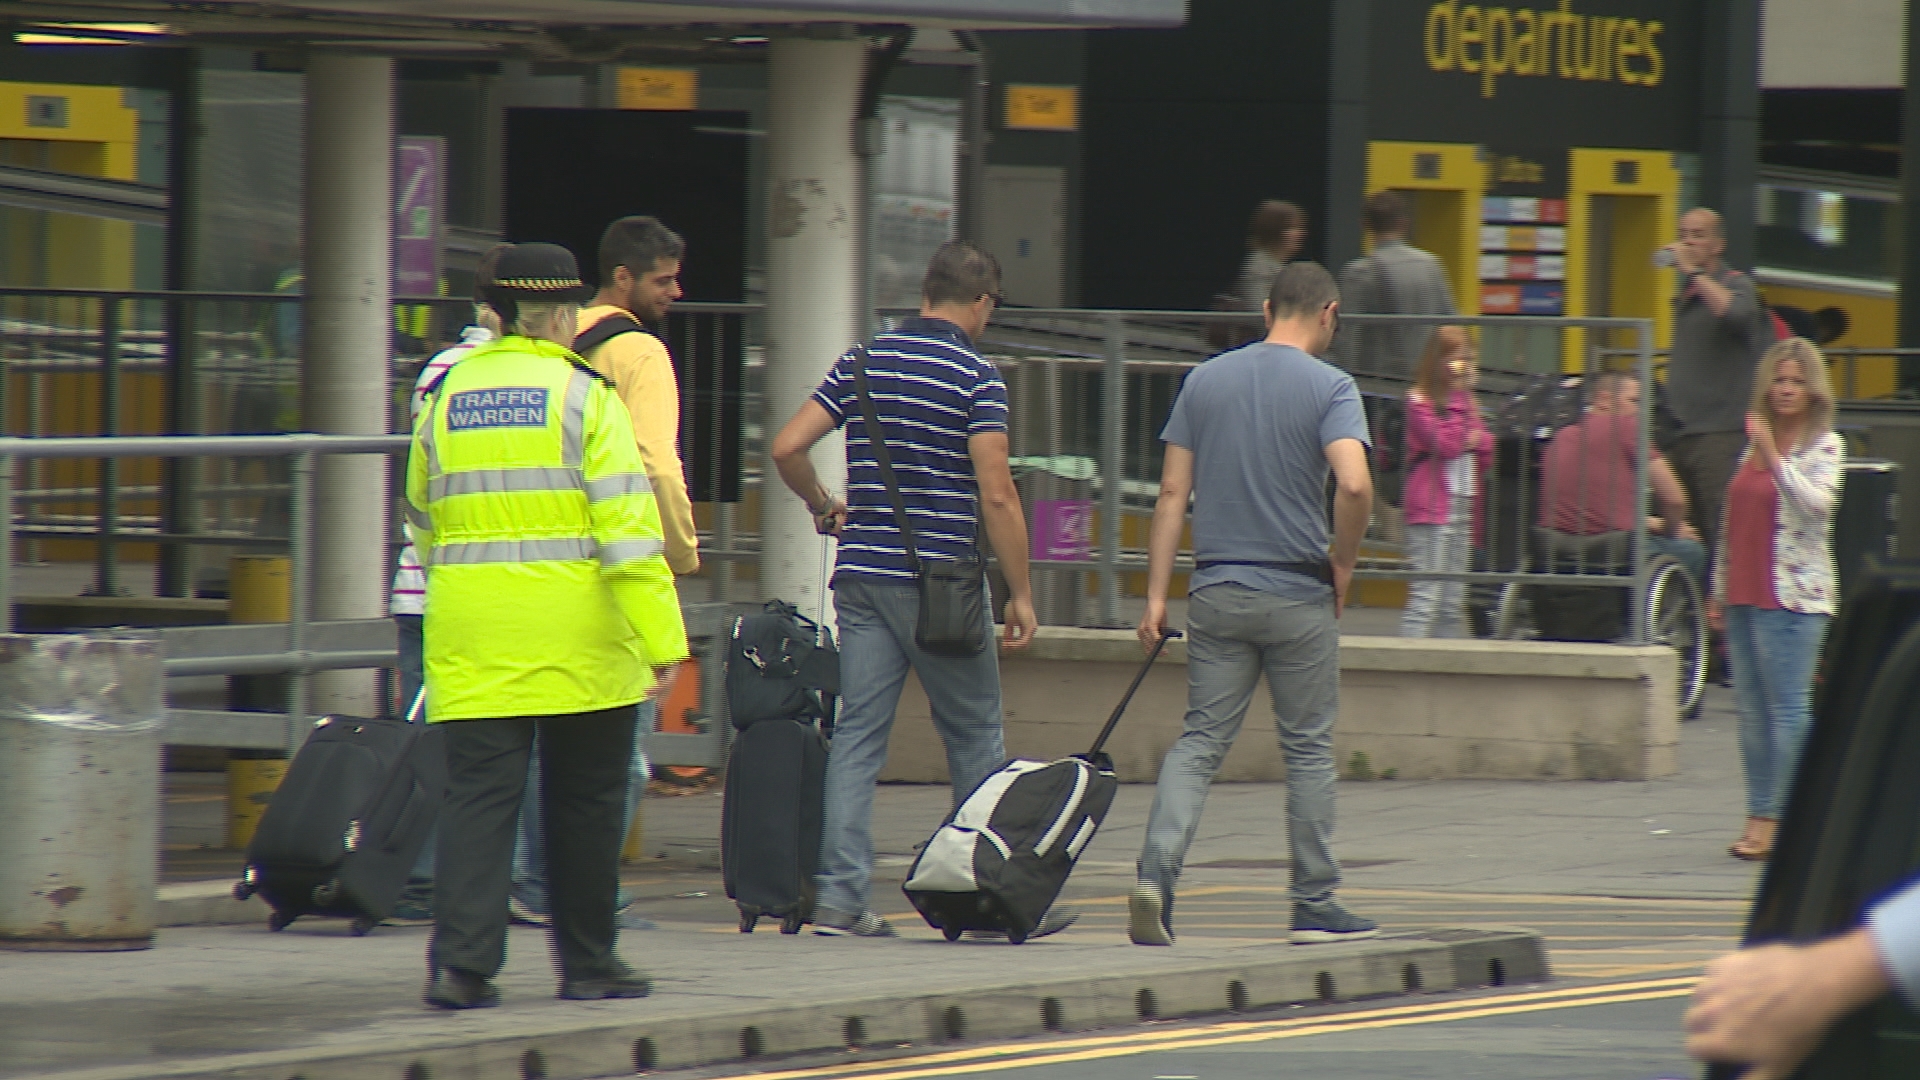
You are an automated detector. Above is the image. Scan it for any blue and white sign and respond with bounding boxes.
[447,387,549,431]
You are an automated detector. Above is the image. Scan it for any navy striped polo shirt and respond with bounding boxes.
[813,316,1009,583]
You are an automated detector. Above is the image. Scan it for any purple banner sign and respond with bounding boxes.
[1032,499,1094,562]
[394,136,445,299]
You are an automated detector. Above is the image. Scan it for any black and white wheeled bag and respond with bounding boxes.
[904,631,1179,943]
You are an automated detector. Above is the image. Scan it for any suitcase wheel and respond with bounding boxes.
[780,911,804,935]
[738,910,758,934]
[350,916,378,937]
[941,924,963,942]
[1007,928,1028,945]
[268,910,296,932]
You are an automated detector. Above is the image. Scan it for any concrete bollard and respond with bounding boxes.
[0,631,164,951]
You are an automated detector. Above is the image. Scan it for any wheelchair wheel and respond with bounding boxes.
[1644,556,1708,719]
[1492,583,1537,640]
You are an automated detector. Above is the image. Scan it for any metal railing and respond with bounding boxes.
[897,307,1663,641]
[5,293,1670,655]
[0,287,761,605]
[0,433,402,753]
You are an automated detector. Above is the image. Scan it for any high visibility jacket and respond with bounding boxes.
[406,335,689,722]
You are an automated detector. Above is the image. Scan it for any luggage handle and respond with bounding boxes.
[1085,630,1181,759]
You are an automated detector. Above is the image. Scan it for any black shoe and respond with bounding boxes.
[559,963,653,1000]
[424,968,499,1010]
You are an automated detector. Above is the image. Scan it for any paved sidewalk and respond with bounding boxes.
[25,561,1762,1079]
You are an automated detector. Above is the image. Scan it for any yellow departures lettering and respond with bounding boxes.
[1425,0,1664,98]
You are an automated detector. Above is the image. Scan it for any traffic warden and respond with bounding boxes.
[407,243,688,1010]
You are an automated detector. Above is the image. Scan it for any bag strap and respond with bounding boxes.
[571,311,646,358]
[850,344,923,575]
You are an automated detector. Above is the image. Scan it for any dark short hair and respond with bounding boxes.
[597,216,685,283]
[471,243,512,301]
[1266,261,1340,321]
[1248,200,1304,251]
[922,241,1002,307]
[1362,191,1410,237]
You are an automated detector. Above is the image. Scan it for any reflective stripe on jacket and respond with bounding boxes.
[406,335,689,722]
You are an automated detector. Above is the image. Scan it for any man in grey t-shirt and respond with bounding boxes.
[1130,262,1378,947]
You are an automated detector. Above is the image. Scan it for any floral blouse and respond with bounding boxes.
[1712,430,1845,616]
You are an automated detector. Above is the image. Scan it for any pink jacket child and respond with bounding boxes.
[1401,389,1492,541]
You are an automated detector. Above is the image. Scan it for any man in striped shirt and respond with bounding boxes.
[772,241,1039,937]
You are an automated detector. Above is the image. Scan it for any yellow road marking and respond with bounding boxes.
[1077,886,1745,909]
[731,977,1698,1080]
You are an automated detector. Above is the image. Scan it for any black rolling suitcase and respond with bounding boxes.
[234,710,445,935]
[722,715,829,933]
[905,631,1179,943]
[722,587,839,935]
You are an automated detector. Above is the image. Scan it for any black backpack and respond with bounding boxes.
[725,600,839,731]
[1370,397,1415,507]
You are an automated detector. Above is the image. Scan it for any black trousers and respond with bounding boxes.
[429,706,637,981]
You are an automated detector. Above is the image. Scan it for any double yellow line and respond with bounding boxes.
[741,976,1700,1080]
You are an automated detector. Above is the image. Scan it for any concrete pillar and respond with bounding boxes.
[765,36,864,617]
[302,53,393,716]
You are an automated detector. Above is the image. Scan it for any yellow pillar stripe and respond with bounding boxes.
[737,977,1698,1080]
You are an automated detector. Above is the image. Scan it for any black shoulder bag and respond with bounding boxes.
[850,345,988,658]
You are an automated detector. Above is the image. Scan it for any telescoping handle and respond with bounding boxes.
[1086,630,1182,758]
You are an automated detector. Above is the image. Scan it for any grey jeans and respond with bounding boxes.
[816,575,1006,917]
[1139,582,1342,908]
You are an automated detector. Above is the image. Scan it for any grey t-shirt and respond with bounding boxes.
[1162,342,1372,600]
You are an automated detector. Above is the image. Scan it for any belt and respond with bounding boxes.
[1194,559,1333,586]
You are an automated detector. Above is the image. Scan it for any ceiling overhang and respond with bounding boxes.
[2,0,1184,60]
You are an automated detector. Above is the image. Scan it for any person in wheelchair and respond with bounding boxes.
[1535,370,1706,640]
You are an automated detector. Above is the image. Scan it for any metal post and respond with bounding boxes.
[1630,319,1653,643]
[91,299,122,598]
[286,451,314,752]
[1098,313,1125,627]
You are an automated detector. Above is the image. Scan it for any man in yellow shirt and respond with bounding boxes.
[575,216,698,574]
[508,216,699,928]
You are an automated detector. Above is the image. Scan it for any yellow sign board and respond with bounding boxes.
[618,67,698,111]
[1005,85,1078,131]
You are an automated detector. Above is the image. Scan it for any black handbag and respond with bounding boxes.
[850,345,988,658]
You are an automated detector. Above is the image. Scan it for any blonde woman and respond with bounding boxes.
[1708,338,1843,862]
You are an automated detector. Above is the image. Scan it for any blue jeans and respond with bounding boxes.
[816,576,1006,917]
[1139,582,1342,908]
[394,614,435,907]
[511,698,655,915]
[1725,604,1829,819]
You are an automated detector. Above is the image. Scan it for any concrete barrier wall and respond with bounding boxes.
[876,630,1677,784]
